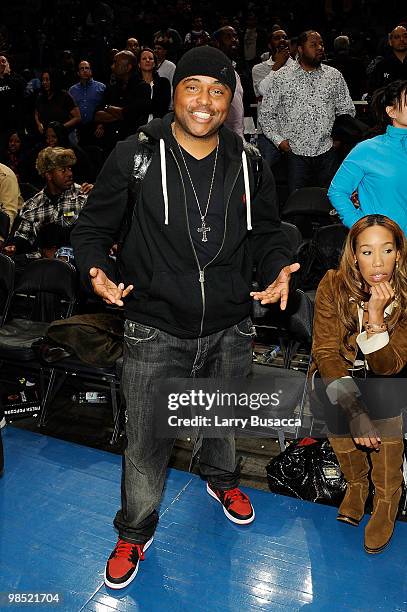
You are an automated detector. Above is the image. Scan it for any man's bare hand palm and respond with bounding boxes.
[250,263,300,310]
[89,267,133,307]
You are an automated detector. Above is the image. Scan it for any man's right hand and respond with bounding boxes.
[272,48,290,70]
[89,267,133,307]
[278,139,291,153]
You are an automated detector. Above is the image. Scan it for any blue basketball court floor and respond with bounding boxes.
[1,426,406,611]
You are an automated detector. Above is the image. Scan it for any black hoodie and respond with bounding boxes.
[71,113,292,338]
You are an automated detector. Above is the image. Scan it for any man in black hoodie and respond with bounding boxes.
[71,46,298,590]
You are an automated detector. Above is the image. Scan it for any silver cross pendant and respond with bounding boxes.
[197,218,211,242]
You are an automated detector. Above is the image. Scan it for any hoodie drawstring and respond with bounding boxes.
[160,137,252,231]
[160,138,169,225]
[241,150,252,231]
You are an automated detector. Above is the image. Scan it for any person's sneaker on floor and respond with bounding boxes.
[104,536,153,589]
[207,483,255,524]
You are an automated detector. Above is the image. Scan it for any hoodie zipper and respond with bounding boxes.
[170,147,242,336]
[170,150,205,335]
[198,164,241,335]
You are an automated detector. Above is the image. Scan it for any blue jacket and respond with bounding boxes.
[328,125,407,233]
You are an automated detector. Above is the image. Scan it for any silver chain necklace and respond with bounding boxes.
[176,137,219,242]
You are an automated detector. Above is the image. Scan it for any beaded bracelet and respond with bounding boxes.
[365,322,388,333]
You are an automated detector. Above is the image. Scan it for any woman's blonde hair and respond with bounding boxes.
[335,215,407,347]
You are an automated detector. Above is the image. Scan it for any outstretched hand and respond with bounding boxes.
[89,267,133,307]
[250,263,300,310]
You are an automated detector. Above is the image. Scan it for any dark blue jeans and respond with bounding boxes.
[287,147,339,195]
[113,317,255,544]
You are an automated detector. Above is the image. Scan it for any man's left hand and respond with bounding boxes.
[250,263,300,310]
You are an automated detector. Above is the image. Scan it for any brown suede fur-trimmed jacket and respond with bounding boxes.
[311,269,407,384]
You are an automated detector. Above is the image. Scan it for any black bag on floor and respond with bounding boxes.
[266,438,346,506]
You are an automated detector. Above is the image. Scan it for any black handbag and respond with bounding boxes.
[266,438,347,506]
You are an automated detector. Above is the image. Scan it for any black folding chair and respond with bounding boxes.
[0,258,77,362]
[0,258,78,421]
[281,220,303,252]
[240,289,314,450]
[1,258,124,444]
[282,187,336,239]
[254,284,313,363]
[38,351,123,445]
[252,221,305,322]
[300,224,349,295]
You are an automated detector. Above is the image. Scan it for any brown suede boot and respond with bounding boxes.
[329,437,370,526]
[364,438,404,554]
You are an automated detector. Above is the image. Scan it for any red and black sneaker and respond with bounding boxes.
[104,536,153,589]
[207,483,255,525]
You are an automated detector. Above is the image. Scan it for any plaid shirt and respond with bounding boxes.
[15,183,87,246]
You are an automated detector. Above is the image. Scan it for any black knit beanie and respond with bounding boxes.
[173,46,236,95]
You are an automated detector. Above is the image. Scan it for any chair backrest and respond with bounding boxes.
[285,289,314,346]
[314,224,348,268]
[253,288,314,346]
[11,258,78,323]
[280,221,303,253]
[300,224,348,291]
[253,222,304,318]
[283,187,332,216]
[0,253,15,326]
[282,187,334,239]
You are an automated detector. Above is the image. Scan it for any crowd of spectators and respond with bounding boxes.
[0,0,406,260]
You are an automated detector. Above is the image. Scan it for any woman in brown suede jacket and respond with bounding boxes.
[312,214,406,554]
